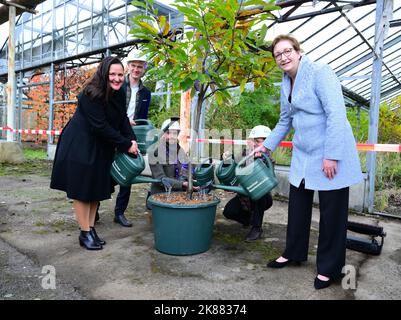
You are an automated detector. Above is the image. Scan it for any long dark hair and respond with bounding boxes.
[83,56,124,103]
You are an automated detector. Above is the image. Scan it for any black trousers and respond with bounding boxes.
[283,181,349,278]
[223,193,273,228]
[114,185,132,216]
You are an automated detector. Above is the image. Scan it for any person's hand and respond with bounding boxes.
[322,159,337,180]
[252,145,268,155]
[130,120,136,126]
[182,181,200,191]
[254,151,263,158]
[128,140,138,155]
[222,151,232,161]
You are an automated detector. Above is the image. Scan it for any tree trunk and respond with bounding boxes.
[187,89,205,199]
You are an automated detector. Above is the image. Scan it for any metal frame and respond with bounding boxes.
[0,0,181,144]
[0,0,400,215]
[0,0,182,78]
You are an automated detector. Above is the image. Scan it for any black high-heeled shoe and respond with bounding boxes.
[90,227,106,246]
[267,257,301,269]
[314,273,345,289]
[314,276,332,290]
[79,230,102,250]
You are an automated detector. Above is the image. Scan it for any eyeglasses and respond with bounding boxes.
[274,48,294,61]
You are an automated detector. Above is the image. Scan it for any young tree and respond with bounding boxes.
[131,0,280,197]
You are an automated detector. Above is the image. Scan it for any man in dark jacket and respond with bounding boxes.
[96,49,151,227]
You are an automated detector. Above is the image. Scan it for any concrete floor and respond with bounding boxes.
[0,173,400,300]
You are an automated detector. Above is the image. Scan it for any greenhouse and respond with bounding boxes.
[0,0,400,302]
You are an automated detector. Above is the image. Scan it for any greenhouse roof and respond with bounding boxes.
[268,0,401,107]
[0,0,400,108]
[0,0,46,25]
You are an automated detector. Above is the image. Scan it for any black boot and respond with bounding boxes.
[114,214,133,227]
[79,230,102,250]
[245,226,263,242]
[90,227,106,245]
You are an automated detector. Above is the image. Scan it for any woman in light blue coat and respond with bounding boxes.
[257,35,363,289]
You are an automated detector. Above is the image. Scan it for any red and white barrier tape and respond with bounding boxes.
[355,143,401,153]
[0,126,61,136]
[1,126,400,152]
[192,139,401,153]
[195,138,248,145]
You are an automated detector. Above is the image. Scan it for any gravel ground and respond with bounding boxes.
[0,161,400,301]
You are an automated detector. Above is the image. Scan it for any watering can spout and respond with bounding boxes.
[131,176,161,184]
[211,184,249,197]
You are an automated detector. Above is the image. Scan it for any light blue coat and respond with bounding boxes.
[263,55,363,191]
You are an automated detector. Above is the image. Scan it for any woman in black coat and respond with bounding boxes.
[50,56,138,250]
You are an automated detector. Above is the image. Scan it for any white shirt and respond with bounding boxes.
[126,85,139,120]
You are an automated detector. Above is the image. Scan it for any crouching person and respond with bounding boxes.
[222,125,274,242]
[147,118,198,208]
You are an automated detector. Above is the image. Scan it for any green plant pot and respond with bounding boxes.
[148,194,220,255]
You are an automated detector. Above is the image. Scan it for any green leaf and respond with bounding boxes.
[137,21,159,34]
[215,91,223,105]
[186,31,194,40]
[257,24,268,46]
[240,79,247,93]
[130,0,149,10]
[203,12,215,25]
[180,77,194,91]
[241,0,271,7]
[174,5,201,18]
[172,48,188,61]
[263,3,281,11]
[132,15,156,22]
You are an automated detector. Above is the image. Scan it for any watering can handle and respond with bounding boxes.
[161,117,180,133]
[237,153,256,167]
[261,153,274,169]
[237,152,274,169]
[201,157,213,164]
[134,119,152,126]
[115,151,135,158]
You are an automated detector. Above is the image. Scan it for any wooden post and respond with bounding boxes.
[178,89,191,153]
[7,5,16,142]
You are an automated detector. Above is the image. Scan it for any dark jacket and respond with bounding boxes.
[50,89,135,201]
[123,77,151,120]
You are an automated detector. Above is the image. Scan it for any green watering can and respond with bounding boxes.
[110,152,161,187]
[131,119,158,155]
[194,158,215,186]
[111,117,183,187]
[211,154,278,200]
[235,153,278,200]
[193,157,245,194]
[215,158,238,186]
